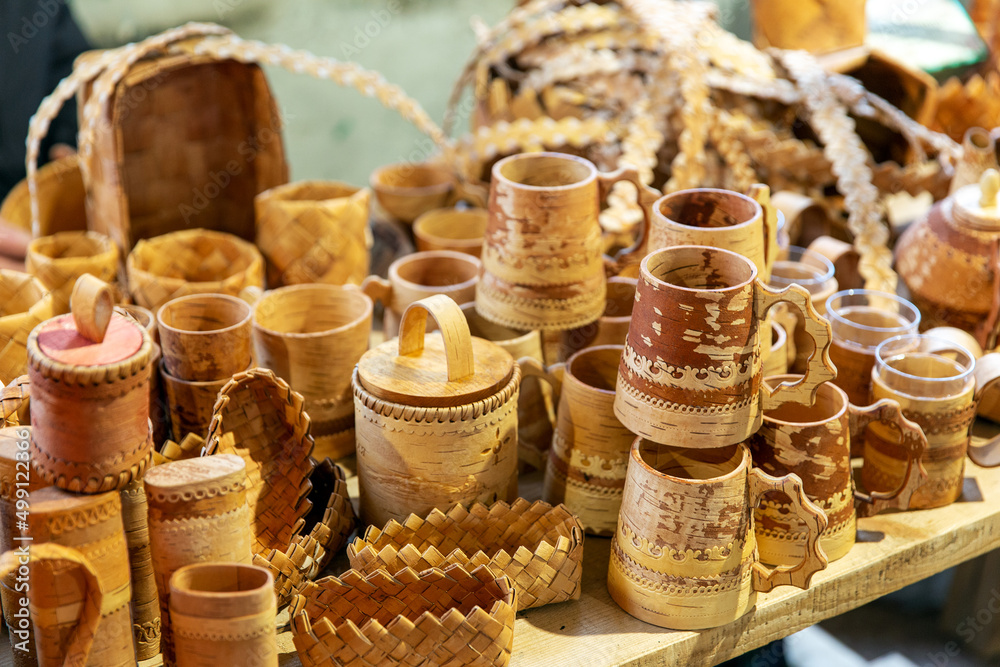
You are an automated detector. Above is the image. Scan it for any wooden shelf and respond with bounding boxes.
[27,449,998,666]
[262,459,1000,666]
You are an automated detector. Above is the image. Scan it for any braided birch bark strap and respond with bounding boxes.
[777,49,896,293]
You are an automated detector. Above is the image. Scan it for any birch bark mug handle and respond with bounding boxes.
[757,282,837,410]
[594,166,661,270]
[516,357,565,404]
[970,352,1000,468]
[397,294,475,381]
[0,543,105,667]
[748,468,829,593]
[361,275,394,309]
[850,398,929,517]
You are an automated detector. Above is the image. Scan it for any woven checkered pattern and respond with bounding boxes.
[0,272,54,385]
[290,564,516,667]
[205,369,356,603]
[125,229,264,311]
[26,231,119,314]
[151,433,205,466]
[255,180,371,287]
[1,374,29,426]
[348,498,583,610]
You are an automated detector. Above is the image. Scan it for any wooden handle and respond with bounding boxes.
[517,357,565,403]
[397,295,474,381]
[71,274,113,343]
[0,543,104,667]
[748,183,779,279]
[850,398,929,516]
[757,282,836,410]
[361,275,393,307]
[1,375,29,426]
[969,352,1000,468]
[749,468,829,593]
[598,166,661,269]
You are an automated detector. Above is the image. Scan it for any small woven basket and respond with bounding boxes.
[26,231,120,315]
[204,368,357,601]
[126,228,264,311]
[255,180,371,287]
[348,498,583,610]
[0,154,87,237]
[290,564,516,667]
[0,272,55,384]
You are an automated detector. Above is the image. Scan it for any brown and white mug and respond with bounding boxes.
[477,152,659,332]
[863,335,1000,509]
[521,345,633,536]
[752,375,929,566]
[615,245,836,448]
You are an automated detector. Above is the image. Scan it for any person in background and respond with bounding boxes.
[0,0,90,268]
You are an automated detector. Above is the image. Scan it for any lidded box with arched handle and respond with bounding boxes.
[353,294,520,527]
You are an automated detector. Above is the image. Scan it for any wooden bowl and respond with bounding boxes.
[370,162,455,223]
[413,207,488,256]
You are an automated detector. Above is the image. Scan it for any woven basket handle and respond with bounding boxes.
[26,22,232,237]
[851,398,929,517]
[749,468,829,593]
[0,544,104,667]
[398,295,474,381]
[189,34,455,165]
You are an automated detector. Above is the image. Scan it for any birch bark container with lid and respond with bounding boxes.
[27,275,154,493]
[353,294,521,527]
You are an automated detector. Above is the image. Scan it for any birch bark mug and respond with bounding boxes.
[461,303,554,470]
[616,186,777,281]
[253,284,373,460]
[522,345,634,536]
[752,375,929,566]
[863,335,1000,509]
[477,152,660,332]
[607,441,828,630]
[615,245,836,448]
[361,250,480,337]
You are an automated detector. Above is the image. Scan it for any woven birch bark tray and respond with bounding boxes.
[347,498,584,611]
[290,563,516,667]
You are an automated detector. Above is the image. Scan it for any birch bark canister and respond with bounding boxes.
[27,308,154,493]
[0,426,44,667]
[353,295,520,527]
[24,487,136,666]
[144,453,252,666]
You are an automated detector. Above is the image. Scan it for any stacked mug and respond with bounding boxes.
[157,293,253,440]
[607,243,837,630]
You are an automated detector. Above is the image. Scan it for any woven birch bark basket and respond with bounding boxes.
[290,564,517,667]
[126,229,265,312]
[26,231,120,315]
[204,368,357,603]
[255,180,372,287]
[348,498,584,611]
[0,272,55,385]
